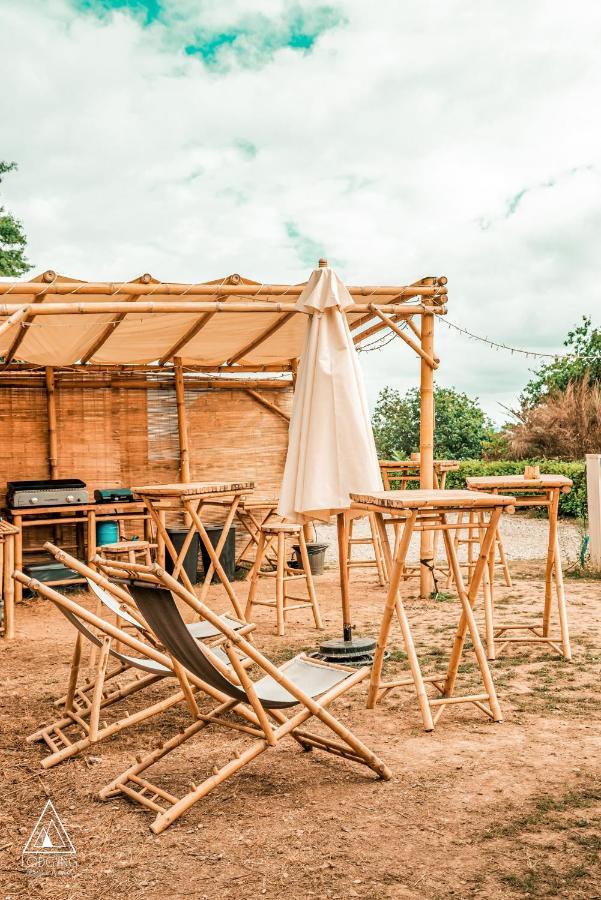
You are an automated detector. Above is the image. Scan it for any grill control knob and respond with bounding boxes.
[66,495,75,503]
[30,496,38,504]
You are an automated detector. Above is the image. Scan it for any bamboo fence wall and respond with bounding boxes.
[0,382,293,548]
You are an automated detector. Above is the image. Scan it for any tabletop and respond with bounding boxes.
[132,481,255,499]
[350,488,516,511]
[466,474,572,492]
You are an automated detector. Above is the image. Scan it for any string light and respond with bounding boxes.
[440,318,598,361]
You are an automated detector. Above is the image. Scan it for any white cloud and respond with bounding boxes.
[1,0,600,422]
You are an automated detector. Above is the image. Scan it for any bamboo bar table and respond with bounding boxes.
[466,474,573,660]
[349,489,515,730]
[0,519,19,639]
[132,481,254,622]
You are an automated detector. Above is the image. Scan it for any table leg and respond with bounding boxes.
[13,516,22,605]
[543,489,558,638]
[367,510,434,729]
[157,509,166,567]
[478,512,495,661]
[441,521,502,722]
[443,506,503,699]
[195,496,241,601]
[4,534,15,639]
[87,509,97,567]
[185,498,245,620]
[144,500,196,593]
[552,522,571,660]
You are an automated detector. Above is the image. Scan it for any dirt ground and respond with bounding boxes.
[1,556,600,899]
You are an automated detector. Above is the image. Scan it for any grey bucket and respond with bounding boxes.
[292,542,328,576]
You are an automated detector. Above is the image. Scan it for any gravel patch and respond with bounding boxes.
[310,512,584,568]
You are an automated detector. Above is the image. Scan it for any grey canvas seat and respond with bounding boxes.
[129,581,348,709]
[87,578,245,644]
[99,567,391,834]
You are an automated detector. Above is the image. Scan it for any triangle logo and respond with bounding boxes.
[22,800,76,860]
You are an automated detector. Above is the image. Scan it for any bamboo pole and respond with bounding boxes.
[370,305,439,367]
[0,377,291,391]
[0,305,29,340]
[419,313,435,597]
[244,389,291,423]
[174,358,191,484]
[0,300,445,316]
[0,281,447,298]
[45,366,58,480]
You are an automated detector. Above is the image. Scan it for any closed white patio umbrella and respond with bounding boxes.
[278,260,382,647]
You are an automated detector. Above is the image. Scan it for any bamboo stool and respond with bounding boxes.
[346,513,388,585]
[98,540,153,566]
[212,495,280,568]
[349,489,515,730]
[466,473,573,660]
[0,520,19,639]
[246,524,323,636]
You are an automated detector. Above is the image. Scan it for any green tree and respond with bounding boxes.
[521,316,601,406]
[0,161,31,276]
[372,385,493,460]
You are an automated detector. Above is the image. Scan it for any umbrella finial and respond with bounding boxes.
[318,258,328,268]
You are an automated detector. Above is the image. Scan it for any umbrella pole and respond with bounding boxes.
[337,512,353,642]
[315,513,376,663]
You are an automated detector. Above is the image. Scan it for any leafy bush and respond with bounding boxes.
[372,386,493,460]
[522,317,601,406]
[444,459,586,519]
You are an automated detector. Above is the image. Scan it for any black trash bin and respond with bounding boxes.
[200,525,236,584]
[200,525,236,583]
[166,527,200,585]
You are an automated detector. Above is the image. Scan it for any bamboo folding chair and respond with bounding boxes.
[16,568,253,770]
[100,565,391,834]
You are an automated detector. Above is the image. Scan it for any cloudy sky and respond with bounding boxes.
[1,0,599,421]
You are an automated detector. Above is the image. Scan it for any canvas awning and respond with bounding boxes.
[0,270,447,369]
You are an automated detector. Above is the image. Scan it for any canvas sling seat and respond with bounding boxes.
[100,567,391,834]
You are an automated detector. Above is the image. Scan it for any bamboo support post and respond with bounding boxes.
[45,366,58,480]
[174,358,191,484]
[419,313,435,597]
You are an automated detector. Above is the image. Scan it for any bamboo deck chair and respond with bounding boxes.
[40,543,252,708]
[15,571,254,770]
[100,565,391,834]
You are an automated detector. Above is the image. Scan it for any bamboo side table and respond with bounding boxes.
[132,481,254,622]
[349,489,515,730]
[0,520,19,639]
[466,474,573,660]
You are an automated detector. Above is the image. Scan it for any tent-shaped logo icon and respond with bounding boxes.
[22,800,77,876]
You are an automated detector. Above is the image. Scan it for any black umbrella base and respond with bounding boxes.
[312,636,378,667]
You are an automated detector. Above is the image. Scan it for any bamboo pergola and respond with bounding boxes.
[0,263,448,595]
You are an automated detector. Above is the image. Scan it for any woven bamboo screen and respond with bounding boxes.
[0,384,292,509]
